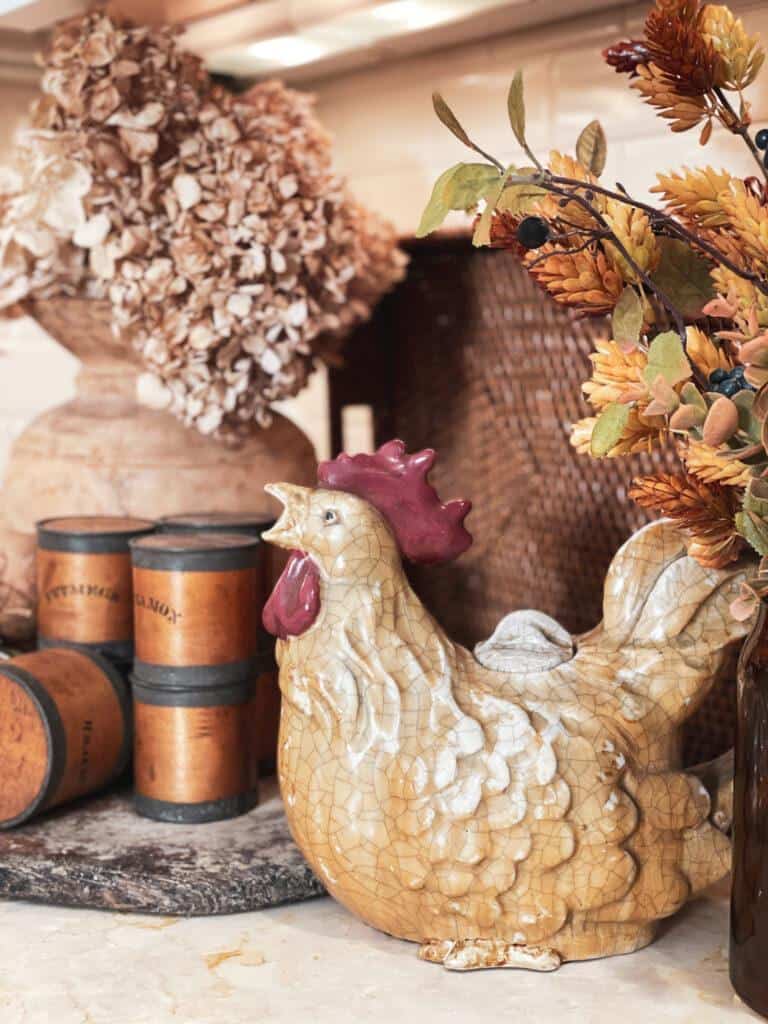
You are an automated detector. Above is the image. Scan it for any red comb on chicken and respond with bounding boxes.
[318,439,473,565]
[263,441,472,638]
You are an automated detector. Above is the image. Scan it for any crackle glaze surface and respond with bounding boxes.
[264,486,749,970]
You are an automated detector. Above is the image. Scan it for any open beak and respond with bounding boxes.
[263,483,311,549]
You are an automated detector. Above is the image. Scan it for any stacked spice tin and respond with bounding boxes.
[36,516,156,671]
[129,530,263,823]
[157,513,282,774]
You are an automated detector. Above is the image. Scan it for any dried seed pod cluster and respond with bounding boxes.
[0,12,406,437]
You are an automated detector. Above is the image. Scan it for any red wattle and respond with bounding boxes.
[263,549,321,639]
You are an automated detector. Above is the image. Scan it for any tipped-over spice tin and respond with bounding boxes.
[0,648,131,828]
[37,516,155,664]
[130,533,261,685]
[132,674,258,823]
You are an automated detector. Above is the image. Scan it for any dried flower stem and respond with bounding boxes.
[525,231,610,268]
[541,179,690,343]
[714,86,767,181]
[507,171,768,295]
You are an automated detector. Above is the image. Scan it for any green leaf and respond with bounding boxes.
[590,402,630,457]
[650,238,715,320]
[416,163,501,238]
[575,119,607,176]
[680,381,707,413]
[432,92,472,148]
[733,390,762,441]
[507,71,526,149]
[753,383,768,421]
[472,177,506,248]
[443,163,503,212]
[496,182,546,216]
[612,286,643,347]
[416,164,463,237]
[736,481,768,556]
[642,331,691,388]
[736,510,768,557]
[744,478,768,517]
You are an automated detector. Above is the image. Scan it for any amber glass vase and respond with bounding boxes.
[731,601,768,1018]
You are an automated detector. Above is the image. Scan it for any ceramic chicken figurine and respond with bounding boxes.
[262,440,749,972]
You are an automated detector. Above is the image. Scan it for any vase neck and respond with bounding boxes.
[76,362,138,410]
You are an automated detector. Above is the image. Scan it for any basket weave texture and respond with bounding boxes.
[330,235,732,764]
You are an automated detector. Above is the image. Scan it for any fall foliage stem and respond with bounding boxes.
[539,180,689,345]
[505,171,768,296]
[713,86,767,181]
[524,232,608,268]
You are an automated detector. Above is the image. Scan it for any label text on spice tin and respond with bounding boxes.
[45,583,121,603]
[134,593,183,624]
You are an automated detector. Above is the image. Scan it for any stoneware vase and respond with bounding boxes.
[262,439,750,972]
[0,298,316,642]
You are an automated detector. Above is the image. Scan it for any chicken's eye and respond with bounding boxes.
[323,509,338,525]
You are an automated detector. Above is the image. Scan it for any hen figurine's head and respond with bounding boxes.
[261,440,472,638]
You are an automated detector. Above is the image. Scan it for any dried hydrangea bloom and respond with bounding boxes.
[0,12,406,437]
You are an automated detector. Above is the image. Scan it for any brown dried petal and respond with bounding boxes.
[118,128,158,162]
[173,173,201,210]
[89,82,121,123]
[108,102,165,130]
[73,214,110,249]
[82,32,118,68]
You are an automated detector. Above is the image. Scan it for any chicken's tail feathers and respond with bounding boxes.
[690,749,734,833]
[598,519,750,652]
[679,753,734,895]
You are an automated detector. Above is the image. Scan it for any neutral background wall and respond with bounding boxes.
[1,0,767,474]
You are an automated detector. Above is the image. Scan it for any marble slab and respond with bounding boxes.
[0,779,324,915]
[0,881,756,1024]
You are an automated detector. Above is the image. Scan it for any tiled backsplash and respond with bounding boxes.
[1,0,767,474]
[306,0,768,235]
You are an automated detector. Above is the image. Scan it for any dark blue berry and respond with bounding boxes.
[756,128,768,150]
[709,365,755,395]
[516,216,550,249]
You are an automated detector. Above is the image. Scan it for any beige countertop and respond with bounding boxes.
[0,878,762,1023]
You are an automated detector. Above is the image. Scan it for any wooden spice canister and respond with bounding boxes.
[156,511,280,607]
[37,516,156,664]
[130,533,261,684]
[0,648,131,828]
[157,514,283,770]
[133,676,258,823]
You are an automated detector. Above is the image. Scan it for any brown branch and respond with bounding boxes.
[714,86,767,182]
[506,171,768,296]
[524,233,604,268]
[540,180,689,342]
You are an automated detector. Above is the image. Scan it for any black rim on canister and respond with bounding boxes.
[37,516,156,553]
[157,512,275,539]
[129,532,260,572]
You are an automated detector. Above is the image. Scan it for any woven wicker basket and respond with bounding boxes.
[330,233,732,765]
